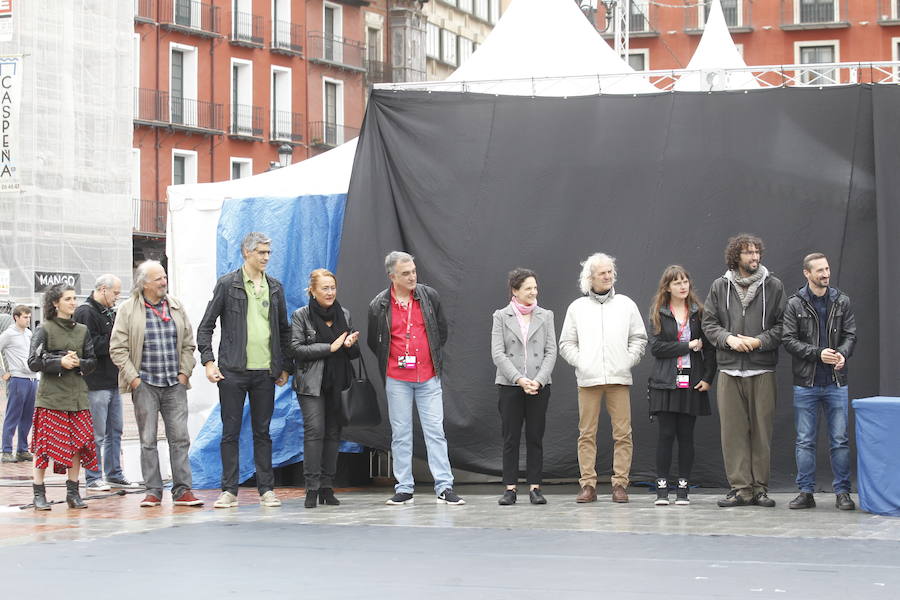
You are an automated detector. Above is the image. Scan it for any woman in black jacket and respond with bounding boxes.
[647,266,716,506]
[290,269,360,508]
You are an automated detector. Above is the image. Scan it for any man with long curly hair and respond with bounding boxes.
[702,234,786,508]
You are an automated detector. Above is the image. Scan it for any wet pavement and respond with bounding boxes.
[2,466,899,599]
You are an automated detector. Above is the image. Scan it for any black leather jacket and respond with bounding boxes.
[73,295,118,390]
[197,268,294,378]
[290,304,360,397]
[367,284,448,381]
[782,285,856,387]
[648,304,717,390]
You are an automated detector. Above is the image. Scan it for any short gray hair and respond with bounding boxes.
[94,274,121,291]
[131,260,164,297]
[385,251,415,275]
[242,231,272,255]
[578,252,617,295]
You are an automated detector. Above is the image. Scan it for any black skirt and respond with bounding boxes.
[648,387,711,417]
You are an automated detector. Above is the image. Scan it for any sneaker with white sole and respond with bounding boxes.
[213,491,239,508]
[260,490,282,507]
[655,478,669,506]
[107,477,143,489]
[436,488,466,505]
[385,492,414,505]
[86,480,111,492]
[675,479,690,505]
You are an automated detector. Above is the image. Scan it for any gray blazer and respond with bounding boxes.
[491,304,557,386]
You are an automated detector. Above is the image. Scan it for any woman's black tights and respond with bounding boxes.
[656,412,696,480]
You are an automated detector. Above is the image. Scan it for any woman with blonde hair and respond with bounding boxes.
[290,269,359,508]
[647,265,716,506]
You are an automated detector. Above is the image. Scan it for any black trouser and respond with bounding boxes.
[655,411,696,480]
[298,390,342,490]
[218,368,276,495]
[498,384,550,486]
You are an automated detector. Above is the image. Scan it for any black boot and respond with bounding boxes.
[318,487,340,506]
[304,489,318,508]
[655,478,669,506]
[32,483,51,511]
[66,480,87,509]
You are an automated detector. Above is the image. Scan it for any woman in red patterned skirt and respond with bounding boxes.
[27,283,98,510]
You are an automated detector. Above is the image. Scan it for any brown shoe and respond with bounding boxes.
[612,484,629,503]
[576,485,597,503]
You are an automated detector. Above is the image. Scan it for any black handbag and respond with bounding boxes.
[339,358,381,427]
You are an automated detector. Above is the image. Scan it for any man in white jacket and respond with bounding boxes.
[560,253,647,503]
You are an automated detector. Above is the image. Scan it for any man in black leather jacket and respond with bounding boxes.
[197,232,293,509]
[782,252,857,511]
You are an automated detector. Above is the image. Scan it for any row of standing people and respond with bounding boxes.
[13,231,855,512]
[491,233,855,510]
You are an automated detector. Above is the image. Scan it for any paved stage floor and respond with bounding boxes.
[1,473,898,599]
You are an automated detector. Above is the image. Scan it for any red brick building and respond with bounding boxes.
[132,0,389,261]
[593,0,900,73]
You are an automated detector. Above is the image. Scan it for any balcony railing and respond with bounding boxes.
[781,0,847,28]
[232,11,264,47]
[687,0,752,32]
[271,110,304,142]
[134,88,224,133]
[230,104,264,138]
[272,20,303,55]
[134,0,155,22]
[308,121,360,148]
[307,31,367,71]
[366,59,392,84]
[134,198,168,235]
[159,0,221,36]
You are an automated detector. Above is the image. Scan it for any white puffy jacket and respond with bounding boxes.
[558,289,647,387]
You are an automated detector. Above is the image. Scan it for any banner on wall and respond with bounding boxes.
[0,54,21,193]
[0,1,14,43]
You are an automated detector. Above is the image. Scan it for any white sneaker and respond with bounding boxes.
[86,480,111,492]
[260,490,282,507]
[213,491,239,508]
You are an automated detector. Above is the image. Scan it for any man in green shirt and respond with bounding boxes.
[197,232,293,509]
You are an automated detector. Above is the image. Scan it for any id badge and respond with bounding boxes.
[676,374,690,389]
[398,355,417,369]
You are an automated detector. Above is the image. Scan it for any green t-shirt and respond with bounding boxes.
[243,267,271,370]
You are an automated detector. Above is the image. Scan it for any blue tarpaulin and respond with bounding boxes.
[189,195,363,490]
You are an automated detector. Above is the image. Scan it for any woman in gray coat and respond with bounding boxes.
[491,268,557,505]
[290,268,360,508]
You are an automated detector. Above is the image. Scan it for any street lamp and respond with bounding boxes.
[278,143,293,168]
[267,143,295,171]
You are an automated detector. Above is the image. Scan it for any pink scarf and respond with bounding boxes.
[511,297,537,315]
[510,299,537,376]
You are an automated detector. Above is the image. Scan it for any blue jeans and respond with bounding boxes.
[85,388,125,485]
[793,384,851,494]
[385,376,453,495]
[2,377,36,452]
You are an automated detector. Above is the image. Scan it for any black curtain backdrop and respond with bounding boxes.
[337,86,895,488]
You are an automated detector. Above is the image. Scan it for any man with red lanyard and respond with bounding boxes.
[367,251,464,505]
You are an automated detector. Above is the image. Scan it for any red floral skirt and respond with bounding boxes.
[31,408,98,475]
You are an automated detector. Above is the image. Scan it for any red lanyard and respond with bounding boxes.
[397,296,414,357]
[145,299,171,322]
[671,305,689,370]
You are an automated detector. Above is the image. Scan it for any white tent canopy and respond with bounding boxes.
[674,0,759,91]
[435,0,657,96]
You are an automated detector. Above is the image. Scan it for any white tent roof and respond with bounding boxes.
[674,0,759,91]
[439,0,656,95]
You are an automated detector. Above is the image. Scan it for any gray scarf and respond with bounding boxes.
[730,266,766,308]
[588,287,615,304]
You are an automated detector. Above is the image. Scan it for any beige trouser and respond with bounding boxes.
[717,372,776,499]
[577,384,632,488]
